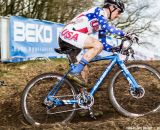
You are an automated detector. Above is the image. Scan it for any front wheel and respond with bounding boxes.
[109,62,160,117]
[21,73,77,126]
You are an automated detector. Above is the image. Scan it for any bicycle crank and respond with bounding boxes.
[76,91,94,109]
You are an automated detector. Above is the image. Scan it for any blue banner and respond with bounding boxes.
[9,16,64,62]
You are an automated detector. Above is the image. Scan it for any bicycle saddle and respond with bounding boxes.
[54,48,73,54]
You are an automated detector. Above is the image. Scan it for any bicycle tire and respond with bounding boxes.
[109,62,160,117]
[21,72,77,126]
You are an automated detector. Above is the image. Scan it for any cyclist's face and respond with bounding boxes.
[110,9,121,20]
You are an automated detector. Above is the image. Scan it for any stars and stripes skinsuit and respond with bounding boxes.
[59,7,125,51]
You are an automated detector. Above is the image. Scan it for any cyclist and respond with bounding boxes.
[58,0,133,82]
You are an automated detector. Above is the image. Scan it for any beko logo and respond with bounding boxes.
[13,21,52,43]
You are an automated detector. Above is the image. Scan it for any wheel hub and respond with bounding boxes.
[130,86,145,99]
[44,98,55,108]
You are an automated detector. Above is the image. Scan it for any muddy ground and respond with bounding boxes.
[0,59,159,130]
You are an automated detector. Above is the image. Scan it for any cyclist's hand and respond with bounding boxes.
[125,32,139,43]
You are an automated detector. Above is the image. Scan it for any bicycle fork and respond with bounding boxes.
[118,60,145,98]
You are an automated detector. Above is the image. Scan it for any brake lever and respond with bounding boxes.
[129,47,135,59]
[131,53,135,59]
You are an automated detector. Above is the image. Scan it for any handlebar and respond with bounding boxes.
[109,37,139,62]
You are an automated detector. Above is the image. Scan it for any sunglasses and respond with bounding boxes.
[113,6,122,14]
[117,9,122,14]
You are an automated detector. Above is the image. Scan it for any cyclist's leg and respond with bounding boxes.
[79,37,103,82]
[81,65,89,83]
[59,27,103,74]
[71,36,103,74]
[76,50,89,83]
[59,26,103,59]
[83,36,103,61]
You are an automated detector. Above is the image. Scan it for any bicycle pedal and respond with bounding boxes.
[88,108,96,120]
[90,113,96,120]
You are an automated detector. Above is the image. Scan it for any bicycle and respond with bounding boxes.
[21,38,160,126]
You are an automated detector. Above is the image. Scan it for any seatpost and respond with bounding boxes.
[66,54,72,65]
[66,54,75,72]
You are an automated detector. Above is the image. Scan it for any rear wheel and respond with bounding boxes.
[109,62,160,117]
[21,73,77,126]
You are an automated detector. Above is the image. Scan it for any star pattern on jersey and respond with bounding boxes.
[95,7,125,51]
[95,7,125,37]
[85,7,125,51]
[99,30,112,51]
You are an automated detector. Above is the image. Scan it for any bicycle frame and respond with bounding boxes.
[90,53,139,95]
[47,53,140,106]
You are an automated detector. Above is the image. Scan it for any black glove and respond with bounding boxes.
[125,32,139,43]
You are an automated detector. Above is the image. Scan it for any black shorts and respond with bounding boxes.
[58,37,82,63]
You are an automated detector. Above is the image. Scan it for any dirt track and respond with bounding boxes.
[0,59,159,130]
